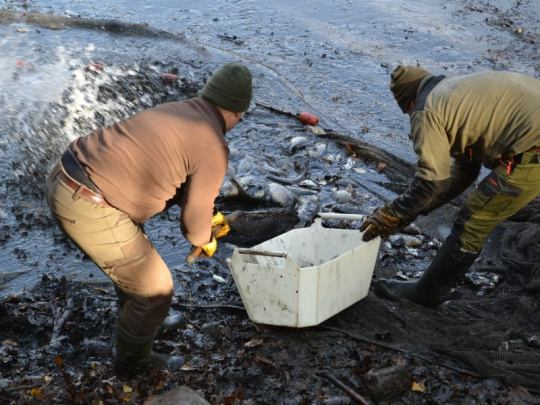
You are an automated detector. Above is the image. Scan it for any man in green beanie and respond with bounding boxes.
[361,65,540,307]
[45,62,253,374]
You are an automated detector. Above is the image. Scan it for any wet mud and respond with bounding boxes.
[1,0,540,404]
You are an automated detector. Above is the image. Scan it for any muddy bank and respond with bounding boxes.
[2,274,538,404]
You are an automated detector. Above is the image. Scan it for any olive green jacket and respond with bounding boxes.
[388,70,540,222]
[410,71,540,181]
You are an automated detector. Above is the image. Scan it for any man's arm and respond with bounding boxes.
[419,154,481,215]
[180,146,228,247]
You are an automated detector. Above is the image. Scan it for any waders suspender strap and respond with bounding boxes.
[412,75,446,113]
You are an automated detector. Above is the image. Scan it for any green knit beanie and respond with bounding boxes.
[201,62,253,112]
[389,65,431,113]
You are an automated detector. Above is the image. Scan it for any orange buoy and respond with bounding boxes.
[161,73,179,81]
[86,63,104,71]
[297,112,319,126]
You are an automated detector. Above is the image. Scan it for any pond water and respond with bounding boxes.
[0,0,537,294]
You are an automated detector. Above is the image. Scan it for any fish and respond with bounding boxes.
[298,179,320,191]
[261,162,287,176]
[295,195,321,227]
[289,136,309,154]
[268,182,295,208]
[266,155,310,185]
[237,155,257,175]
[220,176,296,209]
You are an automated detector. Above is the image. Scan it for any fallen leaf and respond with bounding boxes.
[254,354,276,368]
[411,381,426,392]
[245,338,264,348]
[29,388,43,399]
[181,363,197,371]
[345,144,356,155]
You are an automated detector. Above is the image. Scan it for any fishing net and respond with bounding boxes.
[225,132,540,391]
[328,139,540,392]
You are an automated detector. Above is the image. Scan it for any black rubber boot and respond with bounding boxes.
[373,237,479,307]
[114,321,185,376]
[114,285,130,310]
[158,309,188,335]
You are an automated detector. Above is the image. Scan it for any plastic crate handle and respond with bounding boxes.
[236,249,288,258]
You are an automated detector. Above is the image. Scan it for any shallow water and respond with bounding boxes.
[0,0,537,294]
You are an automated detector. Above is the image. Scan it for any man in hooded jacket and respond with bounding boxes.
[45,62,253,373]
[361,65,540,307]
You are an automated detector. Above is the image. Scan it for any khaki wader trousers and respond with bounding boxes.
[453,151,540,253]
[45,162,174,337]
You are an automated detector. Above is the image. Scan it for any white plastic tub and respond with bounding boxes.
[227,215,381,327]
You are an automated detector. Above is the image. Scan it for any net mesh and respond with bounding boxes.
[339,139,540,391]
[219,131,540,391]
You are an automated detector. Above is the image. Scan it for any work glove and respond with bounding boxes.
[185,211,230,264]
[211,211,231,238]
[359,205,403,242]
[198,236,218,258]
[186,237,217,264]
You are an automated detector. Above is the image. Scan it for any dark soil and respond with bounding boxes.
[2,270,537,405]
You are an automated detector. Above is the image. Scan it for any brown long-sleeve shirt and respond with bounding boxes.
[71,97,228,247]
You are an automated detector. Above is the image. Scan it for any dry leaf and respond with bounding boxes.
[345,144,356,155]
[254,354,276,368]
[245,338,264,348]
[181,363,197,371]
[29,388,43,399]
[411,381,426,392]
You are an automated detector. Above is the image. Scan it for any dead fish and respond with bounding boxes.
[266,156,310,185]
[298,179,320,191]
[268,182,295,208]
[330,204,372,215]
[230,176,266,202]
[237,155,257,174]
[220,179,239,199]
[388,234,424,248]
[308,142,327,157]
[332,189,354,204]
[222,176,296,209]
[285,186,319,196]
[401,222,422,235]
[227,162,237,177]
[261,161,287,176]
[289,136,309,153]
[295,195,321,227]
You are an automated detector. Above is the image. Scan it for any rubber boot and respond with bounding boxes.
[114,321,185,375]
[373,238,479,307]
[114,285,130,310]
[158,309,188,335]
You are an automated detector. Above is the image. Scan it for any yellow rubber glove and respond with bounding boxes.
[211,211,231,238]
[186,237,218,264]
[199,236,217,258]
